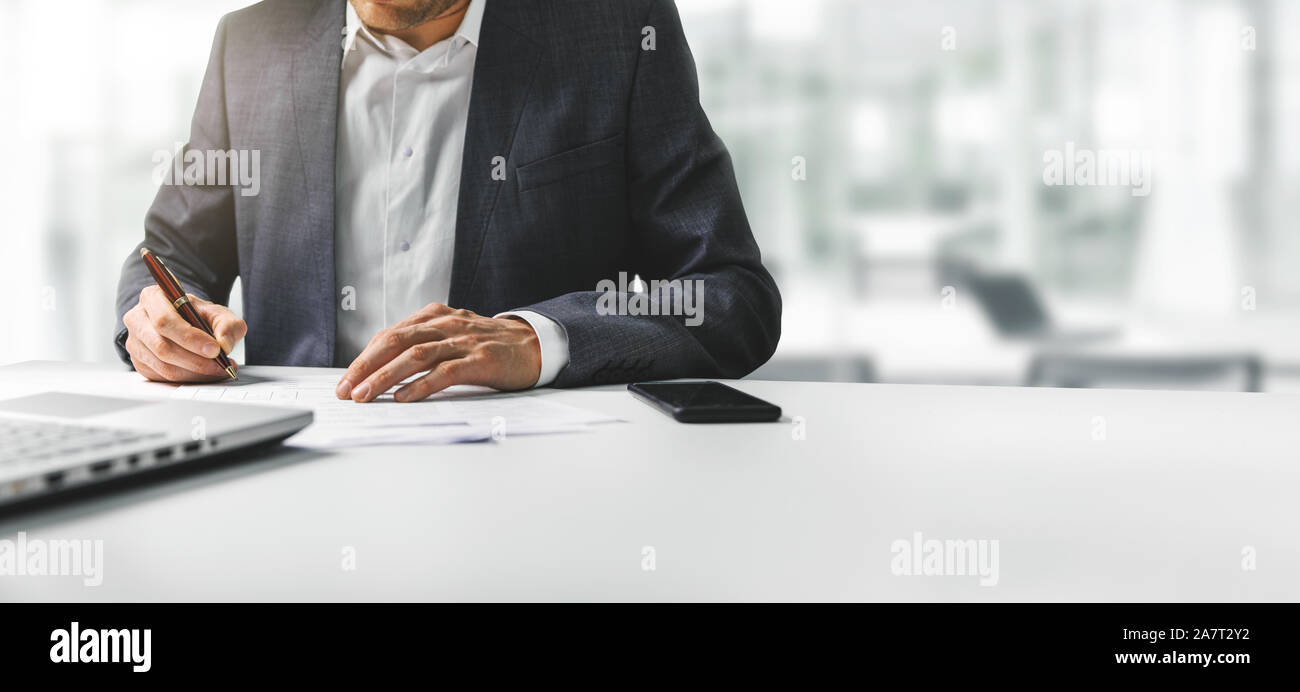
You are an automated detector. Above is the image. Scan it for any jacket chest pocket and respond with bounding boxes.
[516,132,625,193]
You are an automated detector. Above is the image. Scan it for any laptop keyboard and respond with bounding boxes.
[0,417,165,465]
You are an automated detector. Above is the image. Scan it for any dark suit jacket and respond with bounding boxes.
[114,0,781,387]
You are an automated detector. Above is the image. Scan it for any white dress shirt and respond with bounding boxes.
[333,0,568,386]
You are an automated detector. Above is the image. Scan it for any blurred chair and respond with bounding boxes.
[1025,352,1265,392]
[748,355,876,383]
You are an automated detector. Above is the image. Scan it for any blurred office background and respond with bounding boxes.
[1,0,1298,391]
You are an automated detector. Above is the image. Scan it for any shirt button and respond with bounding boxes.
[402,146,413,158]
[399,241,410,252]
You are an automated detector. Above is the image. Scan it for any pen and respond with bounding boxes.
[139,247,238,380]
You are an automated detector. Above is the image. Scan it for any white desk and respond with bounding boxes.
[1,360,1298,602]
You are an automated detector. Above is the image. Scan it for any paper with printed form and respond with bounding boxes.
[171,374,620,448]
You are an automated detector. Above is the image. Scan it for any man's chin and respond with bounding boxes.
[352,1,413,32]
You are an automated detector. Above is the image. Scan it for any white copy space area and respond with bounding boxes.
[0,361,1296,602]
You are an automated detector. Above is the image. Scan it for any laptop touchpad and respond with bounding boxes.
[0,393,151,419]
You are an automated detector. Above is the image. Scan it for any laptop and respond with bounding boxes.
[965,272,1120,344]
[0,391,312,507]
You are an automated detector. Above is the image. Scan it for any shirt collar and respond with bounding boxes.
[456,0,485,48]
[343,0,484,61]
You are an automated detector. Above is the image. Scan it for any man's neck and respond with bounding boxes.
[370,0,470,53]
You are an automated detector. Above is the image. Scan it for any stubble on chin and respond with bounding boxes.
[349,0,464,33]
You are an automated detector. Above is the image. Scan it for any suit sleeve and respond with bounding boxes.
[521,0,782,387]
[112,16,240,365]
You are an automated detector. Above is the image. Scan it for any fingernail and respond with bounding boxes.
[394,389,409,402]
[336,379,352,398]
[352,383,370,401]
[203,343,220,358]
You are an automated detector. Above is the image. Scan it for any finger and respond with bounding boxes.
[125,308,228,377]
[194,299,248,354]
[140,287,224,359]
[393,357,482,402]
[336,324,452,399]
[126,333,226,383]
[351,339,469,403]
[127,337,186,382]
[378,303,451,334]
[132,316,229,377]
[127,343,165,382]
[403,302,455,326]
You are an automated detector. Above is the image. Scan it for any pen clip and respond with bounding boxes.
[152,252,188,298]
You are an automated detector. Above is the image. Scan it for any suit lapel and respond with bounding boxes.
[281,0,537,358]
[289,0,345,365]
[449,1,542,306]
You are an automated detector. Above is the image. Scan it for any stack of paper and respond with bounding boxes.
[171,374,619,448]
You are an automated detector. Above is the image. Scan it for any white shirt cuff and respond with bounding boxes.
[495,310,569,388]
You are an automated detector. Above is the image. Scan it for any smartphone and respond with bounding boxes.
[627,381,782,423]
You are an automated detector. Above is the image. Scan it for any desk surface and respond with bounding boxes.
[1,361,1297,602]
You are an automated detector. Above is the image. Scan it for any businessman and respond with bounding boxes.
[115,0,781,402]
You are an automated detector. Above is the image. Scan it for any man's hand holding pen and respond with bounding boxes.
[123,285,247,383]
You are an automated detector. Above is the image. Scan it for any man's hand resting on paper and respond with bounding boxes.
[123,286,246,382]
[334,302,542,403]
